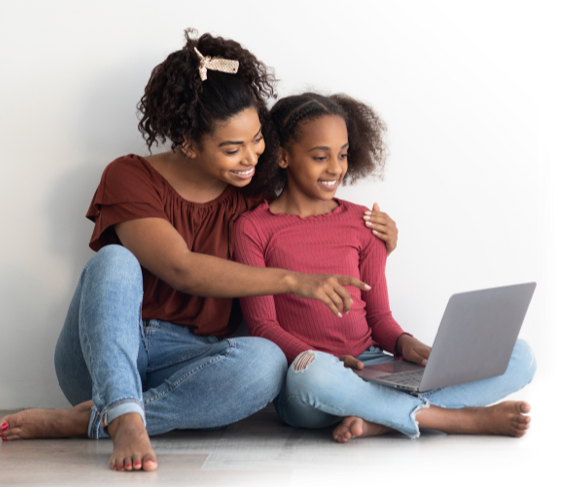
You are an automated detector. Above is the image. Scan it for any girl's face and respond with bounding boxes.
[281,115,348,200]
[190,107,265,187]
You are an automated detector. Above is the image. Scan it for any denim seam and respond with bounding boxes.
[146,350,215,374]
[143,341,234,405]
[89,410,100,438]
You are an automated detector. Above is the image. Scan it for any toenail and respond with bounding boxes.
[1,423,8,431]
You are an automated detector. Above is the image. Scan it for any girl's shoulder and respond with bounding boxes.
[335,199,370,218]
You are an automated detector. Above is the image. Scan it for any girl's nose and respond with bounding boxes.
[327,157,342,175]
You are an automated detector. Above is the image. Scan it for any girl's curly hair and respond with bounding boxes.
[137,28,280,196]
[268,92,388,192]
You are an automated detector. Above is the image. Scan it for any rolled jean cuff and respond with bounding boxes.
[88,399,146,439]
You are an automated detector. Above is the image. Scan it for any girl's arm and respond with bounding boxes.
[115,217,368,315]
[359,233,431,364]
[363,203,398,256]
[233,216,316,363]
[359,232,408,354]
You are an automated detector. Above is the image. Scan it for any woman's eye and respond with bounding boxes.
[225,149,239,155]
[253,135,263,143]
[340,153,348,159]
[314,157,327,162]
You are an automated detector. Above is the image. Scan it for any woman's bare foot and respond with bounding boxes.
[417,401,531,437]
[0,401,92,441]
[332,416,392,443]
[107,413,157,472]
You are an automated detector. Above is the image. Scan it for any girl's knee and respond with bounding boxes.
[286,351,337,394]
[512,338,537,382]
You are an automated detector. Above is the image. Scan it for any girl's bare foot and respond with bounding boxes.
[107,413,157,472]
[417,401,531,437]
[332,416,392,443]
[0,401,92,441]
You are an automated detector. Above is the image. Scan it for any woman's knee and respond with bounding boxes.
[235,337,288,394]
[84,245,143,288]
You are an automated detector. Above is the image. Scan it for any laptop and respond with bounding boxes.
[354,282,536,393]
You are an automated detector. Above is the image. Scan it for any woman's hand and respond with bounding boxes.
[289,273,371,318]
[339,355,364,370]
[395,334,432,366]
[363,203,398,256]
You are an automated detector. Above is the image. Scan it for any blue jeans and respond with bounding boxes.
[54,245,288,439]
[274,342,536,438]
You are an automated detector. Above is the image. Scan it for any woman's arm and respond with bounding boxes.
[363,203,398,256]
[115,217,369,316]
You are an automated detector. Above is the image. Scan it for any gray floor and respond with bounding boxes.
[0,377,556,487]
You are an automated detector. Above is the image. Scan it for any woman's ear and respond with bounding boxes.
[181,137,197,159]
[279,148,289,169]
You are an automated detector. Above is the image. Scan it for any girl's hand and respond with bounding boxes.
[395,334,431,366]
[289,273,371,318]
[339,355,364,370]
[363,203,398,256]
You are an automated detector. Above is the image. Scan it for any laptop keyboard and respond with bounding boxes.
[378,370,424,388]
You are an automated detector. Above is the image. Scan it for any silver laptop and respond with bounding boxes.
[354,282,536,393]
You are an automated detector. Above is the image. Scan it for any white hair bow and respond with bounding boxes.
[194,47,239,81]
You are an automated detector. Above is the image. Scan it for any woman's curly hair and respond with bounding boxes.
[268,92,388,192]
[137,28,280,196]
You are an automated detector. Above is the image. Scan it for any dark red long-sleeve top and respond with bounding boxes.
[233,199,405,363]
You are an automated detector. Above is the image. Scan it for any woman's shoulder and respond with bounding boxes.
[103,154,161,183]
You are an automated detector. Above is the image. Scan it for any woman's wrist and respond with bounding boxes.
[281,271,299,294]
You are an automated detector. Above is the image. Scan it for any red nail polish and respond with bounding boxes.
[1,423,8,431]
[2,438,6,442]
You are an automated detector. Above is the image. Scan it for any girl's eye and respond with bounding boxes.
[225,149,239,155]
[253,135,263,143]
[340,153,348,159]
[314,157,327,162]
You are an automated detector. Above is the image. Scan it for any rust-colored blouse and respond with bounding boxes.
[86,154,262,337]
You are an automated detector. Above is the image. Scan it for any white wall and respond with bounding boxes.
[0,0,559,408]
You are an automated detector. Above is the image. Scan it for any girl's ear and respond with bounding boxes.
[279,148,289,169]
[181,137,197,159]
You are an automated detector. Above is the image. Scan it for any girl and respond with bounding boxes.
[234,92,536,441]
[0,31,398,471]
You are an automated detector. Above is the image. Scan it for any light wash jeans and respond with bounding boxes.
[54,245,288,439]
[274,342,536,438]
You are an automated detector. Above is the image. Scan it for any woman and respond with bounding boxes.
[0,30,399,472]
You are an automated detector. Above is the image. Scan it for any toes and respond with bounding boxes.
[143,456,158,471]
[519,402,531,414]
[132,454,142,470]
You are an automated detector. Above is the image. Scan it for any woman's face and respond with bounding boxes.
[282,115,348,200]
[192,107,265,187]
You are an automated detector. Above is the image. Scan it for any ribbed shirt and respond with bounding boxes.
[234,199,405,363]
